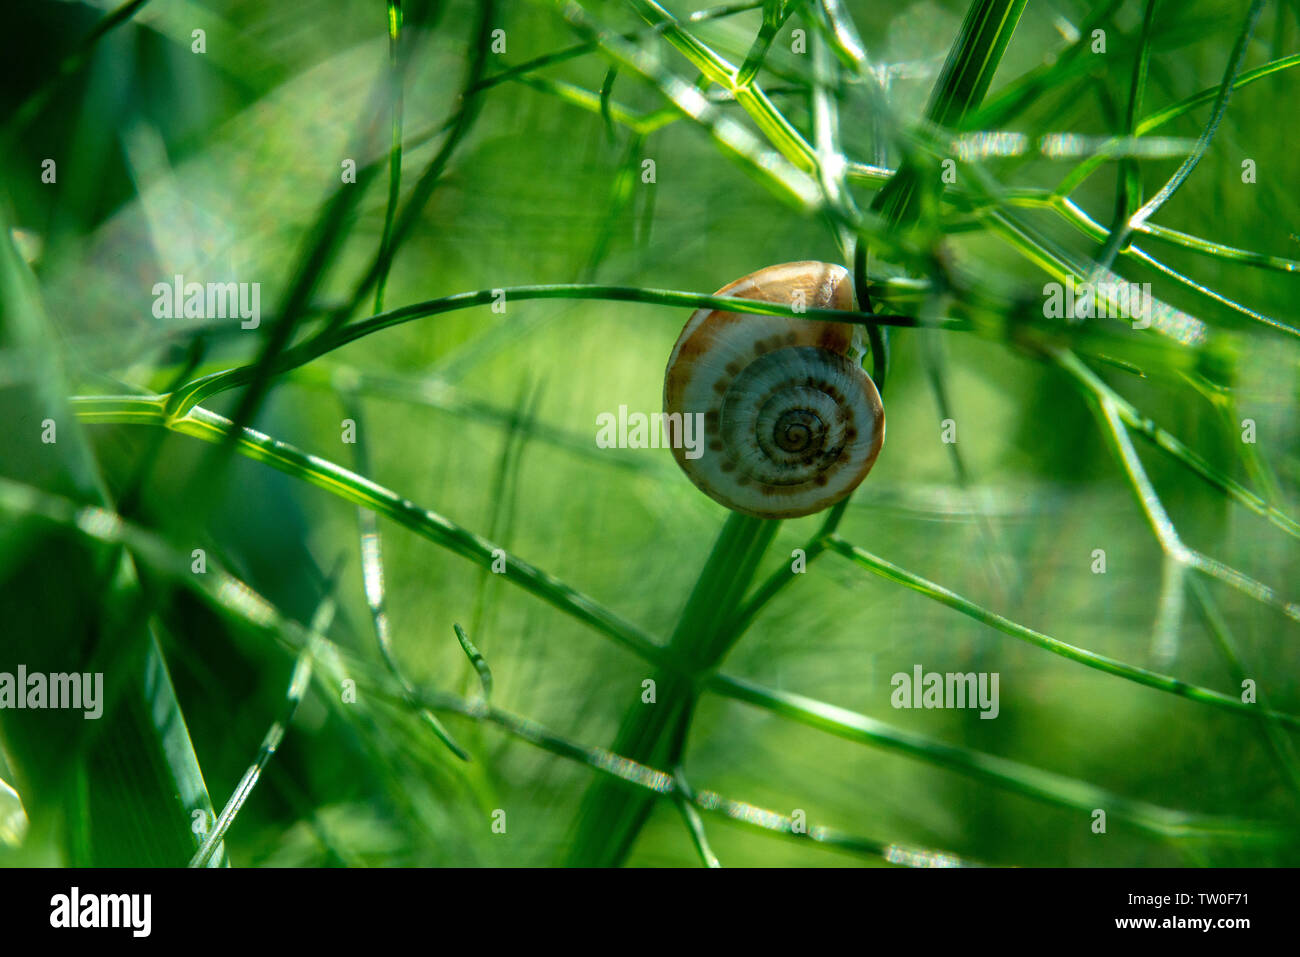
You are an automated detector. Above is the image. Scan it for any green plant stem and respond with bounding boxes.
[164,284,932,417]
[71,394,666,664]
[567,512,779,866]
[568,0,1033,867]
[871,0,1029,226]
[5,468,1286,852]
[71,395,1299,730]
[372,0,405,315]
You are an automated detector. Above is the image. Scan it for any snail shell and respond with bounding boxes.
[663,261,885,519]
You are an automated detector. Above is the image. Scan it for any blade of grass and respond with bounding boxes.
[0,219,221,866]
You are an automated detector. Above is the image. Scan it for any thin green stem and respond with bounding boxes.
[567,512,779,866]
[708,673,1286,843]
[164,284,938,417]
[823,535,1300,729]
[1093,0,1266,274]
[71,394,667,665]
[372,0,405,315]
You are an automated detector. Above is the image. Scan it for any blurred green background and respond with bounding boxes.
[0,0,1297,867]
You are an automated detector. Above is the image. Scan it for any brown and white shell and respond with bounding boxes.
[663,262,885,519]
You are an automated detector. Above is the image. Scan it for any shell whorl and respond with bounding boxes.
[664,262,885,519]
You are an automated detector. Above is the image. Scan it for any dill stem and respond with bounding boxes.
[567,512,778,866]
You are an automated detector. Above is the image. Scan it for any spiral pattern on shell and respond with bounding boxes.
[663,262,886,519]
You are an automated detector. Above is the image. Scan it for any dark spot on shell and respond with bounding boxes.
[814,474,829,487]
[817,327,848,351]
[720,460,736,473]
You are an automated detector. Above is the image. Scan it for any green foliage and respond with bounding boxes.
[0,0,1297,867]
